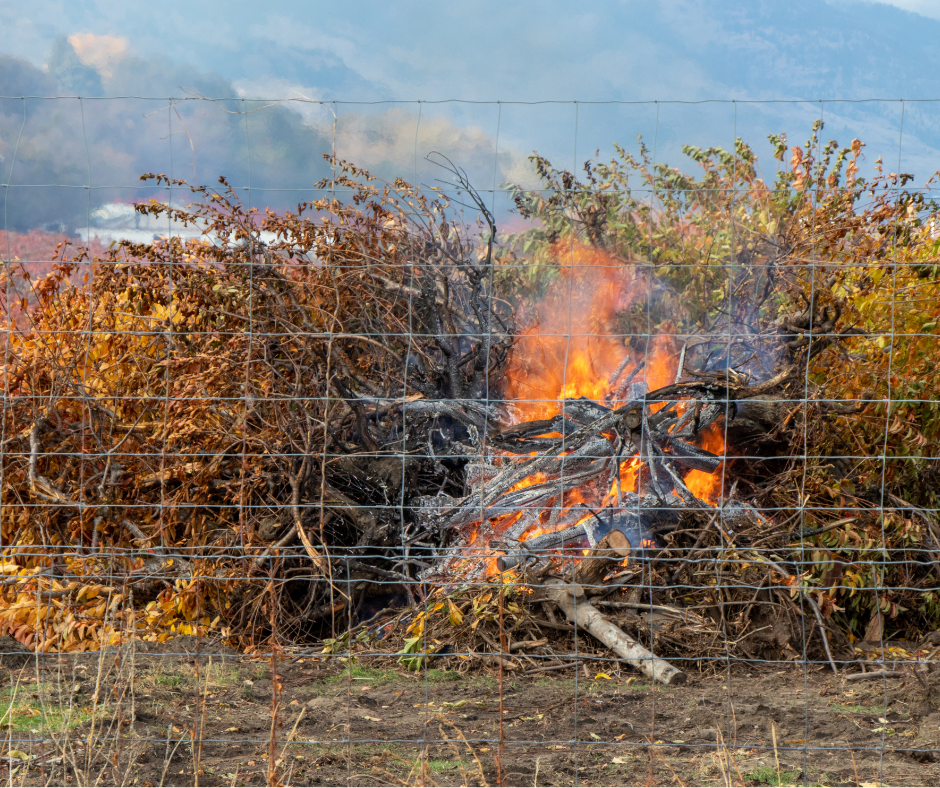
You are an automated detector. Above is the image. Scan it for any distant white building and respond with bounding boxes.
[78,202,281,247]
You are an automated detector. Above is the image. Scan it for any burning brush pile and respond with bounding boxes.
[405,241,802,682]
[3,129,940,679]
[428,240,759,580]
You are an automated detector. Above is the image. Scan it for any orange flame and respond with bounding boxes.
[501,241,724,503]
[462,242,728,575]
[504,243,646,421]
[681,422,725,503]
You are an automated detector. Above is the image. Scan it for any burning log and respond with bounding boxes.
[494,498,667,572]
[544,577,687,686]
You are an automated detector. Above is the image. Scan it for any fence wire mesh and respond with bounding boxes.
[1,96,939,786]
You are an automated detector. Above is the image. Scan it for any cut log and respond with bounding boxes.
[572,531,632,590]
[726,395,788,444]
[545,579,687,685]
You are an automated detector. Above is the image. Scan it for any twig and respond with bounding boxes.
[251,524,299,569]
[509,638,548,652]
[529,616,577,632]
[788,517,858,542]
[805,593,839,675]
[523,661,582,676]
[546,580,686,685]
[844,669,904,682]
[772,722,781,786]
[27,419,68,501]
[595,600,690,617]
[121,518,152,545]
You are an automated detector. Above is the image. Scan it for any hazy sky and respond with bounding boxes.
[3,0,938,101]
[2,0,939,231]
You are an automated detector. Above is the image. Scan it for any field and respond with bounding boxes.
[2,640,939,787]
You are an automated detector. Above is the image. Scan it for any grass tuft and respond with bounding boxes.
[0,687,91,733]
[747,765,803,786]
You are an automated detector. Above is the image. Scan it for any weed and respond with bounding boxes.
[156,673,184,688]
[324,665,398,686]
[425,757,461,773]
[536,678,575,689]
[205,664,243,687]
[458,674,497,687]
[425,669,460,683]
[748,765,803,786]
[829,702,885,715]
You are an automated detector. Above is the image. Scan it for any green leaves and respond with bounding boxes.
[397,636,427,671]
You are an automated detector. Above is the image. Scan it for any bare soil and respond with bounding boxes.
[3,645,940,786]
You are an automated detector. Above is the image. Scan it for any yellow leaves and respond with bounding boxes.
[852,292,875,315]
[471,591,493,617]
[405,614,425,638]
[75,584,101,603]
[446,598,463,626]
[756,209,777,236]
[149,297,187,326]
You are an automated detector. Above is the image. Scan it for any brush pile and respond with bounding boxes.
[2,126,940,673]
[0,158,513,651]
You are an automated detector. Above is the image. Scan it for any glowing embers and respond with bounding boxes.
[494,495,667,572]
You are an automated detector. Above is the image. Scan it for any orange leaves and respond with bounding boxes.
[790,145,804,175]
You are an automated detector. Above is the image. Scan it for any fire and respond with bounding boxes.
[504,242,648,421]
[453,241,729,577]
[608,455,640,500]
[682,422,726,503]
[643,335,681,406]
[503,241,686,422]
[508,472,547,492]
[502,240,725,504]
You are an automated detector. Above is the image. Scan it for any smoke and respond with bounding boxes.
[0,38,533,235]
[330,107,537,192]
[0,38,334,233]
[47,36,103,95]
[68,33,128,80]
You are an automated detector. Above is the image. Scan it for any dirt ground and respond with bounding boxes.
[2,642,940,787]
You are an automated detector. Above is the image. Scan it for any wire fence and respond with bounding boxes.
[1,96,940,787]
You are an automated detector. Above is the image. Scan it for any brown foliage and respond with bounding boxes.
[0,158,511,651]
